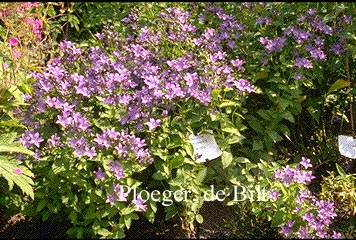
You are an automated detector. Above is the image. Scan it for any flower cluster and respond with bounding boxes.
[256,5,352,80]
[280,188,342,239]
[92,4,254,127]
[273,157,315,185]
[18,4,255,213]
[268,157,342,239]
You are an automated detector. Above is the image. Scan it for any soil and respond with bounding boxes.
[0,200,235,239]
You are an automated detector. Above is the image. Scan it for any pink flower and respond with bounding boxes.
[13,168,22,175]
[2,62,8,69]
[27,17,43,40]
[9,37,19,46]
[12,50,21,57]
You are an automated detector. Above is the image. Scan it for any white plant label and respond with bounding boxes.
[338,135,356,159]
[189,132,222,163]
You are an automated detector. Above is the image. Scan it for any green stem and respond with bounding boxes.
[346,55,355,138]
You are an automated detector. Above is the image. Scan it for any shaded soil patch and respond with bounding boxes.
[0,200,236,239]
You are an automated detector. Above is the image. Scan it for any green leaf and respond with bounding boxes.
[280,111,294,123]
[221,127,240,135]
[271,210,285,227]
[335,163,347,177]
[227,134,245,144]
[327,79,350,95]
[170,154,184,169]
[222,151,233,169]
[97,228,112,237]
[196,167,207,183]
[218,100,237,108]
[84,208,96,220]
[266,130,283,142]
[254,71,269,80]
[165,205,178,220]
[235,157,250,164]
[0,133,34,156]
[252,140,264,151]
[36,199,47,212]
[69,211,78,224]
[47,5,57,17]
[0,156,34,199]
[124,214,132,229]
[195,214,203,224]
[257,109,270,121]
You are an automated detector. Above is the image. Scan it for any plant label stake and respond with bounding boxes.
[189,131,222,163]
[338,135,356,159]
[338,55,356,159]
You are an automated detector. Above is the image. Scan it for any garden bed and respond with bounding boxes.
[0,201,237,239]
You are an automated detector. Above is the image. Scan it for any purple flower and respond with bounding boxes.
[84,146,97,159]
[293,73,303,81]
[299,157,313,169]
[94,133,111,149]
[93,167,106,181]
[295,57,313,69]
[2,62,8,70]
[267,188,281,201]
[256,17,271,25]
[105,128,120,140]
[132,196,147,212]
[20,131,44,148]
[34,149,41,160]
[232,78,255,94]
[331,231,343,239]
[106,193,117,206]
[45,96,63,109]
[259,36,286,53]
[73,146,85,158]
[294,170,315,184]
[302,212,317,230]
[75,115,91,131]
[115,142,128,157]
[292,205,302,214]
[315,200,337,222]
[56,112,73,128]
[280,220,295,237]
[293,28,312,44]
[109,161,124,180]
[47,134,62,148]
[113,183,128,201]
[276,165,295,185]
[330,38,345,55]
[15,154,26,162]
[298,227,312,239]
[145,118,162,131]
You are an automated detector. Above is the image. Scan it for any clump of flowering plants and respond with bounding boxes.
[17,3,255,238]
[240,156,343,239]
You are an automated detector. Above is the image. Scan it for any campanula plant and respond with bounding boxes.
[17,2,255,238]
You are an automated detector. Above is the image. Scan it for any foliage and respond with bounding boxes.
[15,2,255,238]
[224,2,356,163]
[0,1,75,219]
[0,132,34,199]
[249,157,342,238]
[319,164,356,238]
[223,201,280,239]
